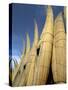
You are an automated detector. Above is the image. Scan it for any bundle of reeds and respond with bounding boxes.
[19,20,38,86]
[52,12,66,83]
[33,6,54,85]
[15,33,31,86]
[26,20,38,86]
[12,34,30,86]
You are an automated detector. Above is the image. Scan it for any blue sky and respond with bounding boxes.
[10,3,64,61]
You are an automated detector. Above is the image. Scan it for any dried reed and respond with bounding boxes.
[12,34,30,86]
[52,12,66,83]
[33,6,54,85]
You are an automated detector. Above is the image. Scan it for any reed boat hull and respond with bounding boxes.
[52,13,66,83]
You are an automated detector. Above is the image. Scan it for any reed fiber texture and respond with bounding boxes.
[19,20,38,86]
[52,12,66,83]
[26,20,38,86]
[12,34,30,86]
[33,6,54,85]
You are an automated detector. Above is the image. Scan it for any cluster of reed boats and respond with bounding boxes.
[9,6,66,86]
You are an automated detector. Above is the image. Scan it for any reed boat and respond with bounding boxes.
[52,12,66,83]
[12,34,30,86]
[33,6,54,85]
[19,20,39,86]
[26,20,39,86]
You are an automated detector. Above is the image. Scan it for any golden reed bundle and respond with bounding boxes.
[19,20,38,86]
[33,6,54,85]
[26,20,38,86]
[12,34,30,86]
[52,12,66,83]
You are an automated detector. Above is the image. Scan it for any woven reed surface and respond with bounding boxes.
[19,49,36,86]
[33,6,54,85]
[52,12,66,83]
[18,21,38,86]
[26,21,38,86]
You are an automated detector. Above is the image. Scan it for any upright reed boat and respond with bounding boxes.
[19,20,39,86]
[33,6,54,85]
[26,20,38,86]
[12,33,30,86]
[52,12,66,83]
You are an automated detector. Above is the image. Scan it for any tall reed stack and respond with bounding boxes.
[26,20,38,86]
[17,33,31,86]
[52,13,66,83]
[9,6,66,86]
[19,20,38,86]
[33,6,54,85]
[12,34,30,86]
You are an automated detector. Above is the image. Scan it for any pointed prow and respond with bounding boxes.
[26,33,30,54]
[32,19,38,48]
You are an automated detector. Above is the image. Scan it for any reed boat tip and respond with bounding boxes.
[32,19,38,48]
[55,12,63,24]
[26,33,30,53]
